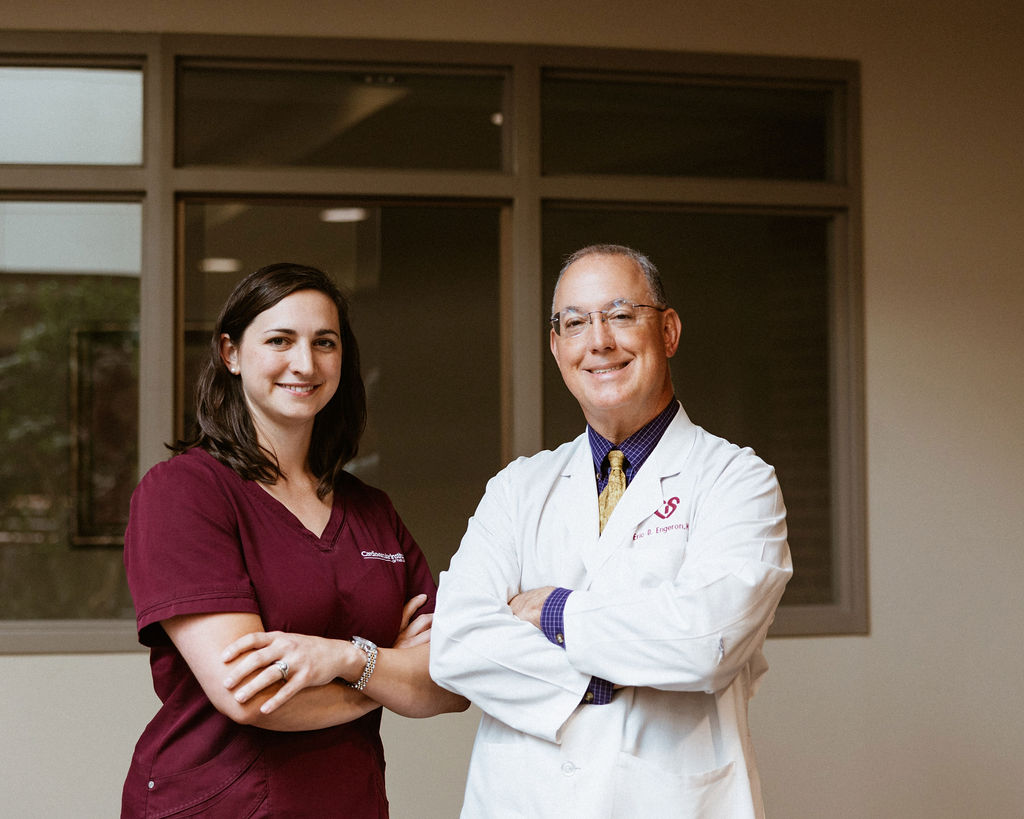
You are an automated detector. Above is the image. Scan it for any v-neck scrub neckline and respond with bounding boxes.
[245,479,346,549]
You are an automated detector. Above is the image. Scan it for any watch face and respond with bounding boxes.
[353,636,377,652]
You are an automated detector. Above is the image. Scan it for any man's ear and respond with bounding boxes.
[662,309,682,358]
[220,334,239,374]
[549,328,561,363]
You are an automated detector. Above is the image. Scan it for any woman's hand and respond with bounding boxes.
[392,593,432,649]
[219,593,435,715]
[164,612,378,730]
[222,631,364,715]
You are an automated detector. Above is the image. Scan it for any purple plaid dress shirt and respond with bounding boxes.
[539,399,679,704]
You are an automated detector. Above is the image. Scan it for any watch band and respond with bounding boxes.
[348,636,378,691]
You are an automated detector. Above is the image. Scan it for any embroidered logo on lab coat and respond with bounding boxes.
[633,498,690,543]
[654,496,680,519]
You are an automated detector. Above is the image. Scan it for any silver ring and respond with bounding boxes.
[274,660,289,682]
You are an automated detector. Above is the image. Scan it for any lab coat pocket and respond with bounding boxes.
[464,742,540,818]
[605,543,685,590]
[610,752,736,817]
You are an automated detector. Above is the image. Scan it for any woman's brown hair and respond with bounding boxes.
[173,262,366,499]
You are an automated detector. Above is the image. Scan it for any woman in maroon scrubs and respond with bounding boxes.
[122,263,466,817]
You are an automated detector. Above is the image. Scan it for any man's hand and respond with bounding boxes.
[508,586,557,629]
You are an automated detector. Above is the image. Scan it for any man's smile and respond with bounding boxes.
[588,362,629,375]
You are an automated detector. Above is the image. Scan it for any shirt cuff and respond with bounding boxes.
[539,588,612,706]
[583,677,614,706]
[539,586,572,647]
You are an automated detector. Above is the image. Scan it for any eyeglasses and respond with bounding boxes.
[550,300,667,338]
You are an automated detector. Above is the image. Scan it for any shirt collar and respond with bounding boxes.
[588,398,679,479]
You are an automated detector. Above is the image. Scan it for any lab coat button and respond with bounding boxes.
[561,761,577,776]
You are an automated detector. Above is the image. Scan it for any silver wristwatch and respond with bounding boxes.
[348,636,378,691]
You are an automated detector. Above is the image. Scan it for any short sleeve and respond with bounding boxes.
[403,533,438,615]
[124,450,258,646]
[329,472,439,643]
[363,479,438,613]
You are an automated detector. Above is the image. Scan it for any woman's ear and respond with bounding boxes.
[220,334,240,374]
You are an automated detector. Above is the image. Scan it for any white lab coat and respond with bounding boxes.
[431,406,792,818]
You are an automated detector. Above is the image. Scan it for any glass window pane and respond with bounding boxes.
[0,201,141,273]
[0,67,142,165]
[181,199,502,571]
[542,207,832,605]
[178,63,505,170]
[542,73,834,180]
[0,201,140,619]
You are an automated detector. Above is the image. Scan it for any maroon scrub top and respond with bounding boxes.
[122,447,437,818]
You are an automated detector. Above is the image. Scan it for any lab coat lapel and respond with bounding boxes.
[588,407,698,574]
[557,437,603,575]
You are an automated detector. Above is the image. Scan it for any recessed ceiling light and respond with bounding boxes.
[200,257,241,273]
[319,207,368,223]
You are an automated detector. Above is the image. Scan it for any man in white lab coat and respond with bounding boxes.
[430,244,793,818]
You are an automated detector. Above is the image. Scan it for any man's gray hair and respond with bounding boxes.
[551,244,668,314]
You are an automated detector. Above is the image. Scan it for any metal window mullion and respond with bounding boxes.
[538,175,853,209]
[504,54,544,462]
[0,166,146,192]
[137,36,177,474]
[167,167,515,199]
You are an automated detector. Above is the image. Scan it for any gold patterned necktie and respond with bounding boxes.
[598,449,626,534]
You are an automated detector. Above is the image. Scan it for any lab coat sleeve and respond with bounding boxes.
[430,461,590,743]
[562,447,792,695]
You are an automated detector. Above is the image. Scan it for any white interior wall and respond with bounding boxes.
[2,2,1023,816]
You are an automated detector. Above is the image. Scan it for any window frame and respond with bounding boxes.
[0,31,864,652]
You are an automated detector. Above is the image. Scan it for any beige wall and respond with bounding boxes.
[3,2,1023,816]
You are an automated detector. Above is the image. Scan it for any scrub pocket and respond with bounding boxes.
[125,734,268,818]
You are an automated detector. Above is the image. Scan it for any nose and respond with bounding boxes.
[290,341,314,373]
[585,313,616,349]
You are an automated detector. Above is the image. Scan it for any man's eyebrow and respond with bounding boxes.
[556,298,631,313]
